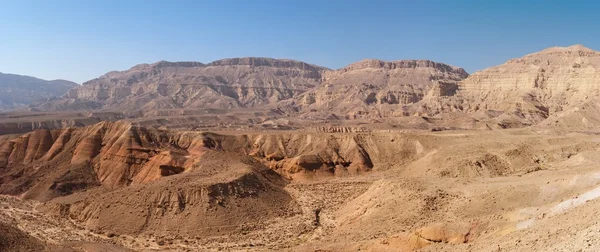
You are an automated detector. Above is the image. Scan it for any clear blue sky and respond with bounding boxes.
[0,0,598,83]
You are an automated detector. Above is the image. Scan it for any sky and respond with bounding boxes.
[0,0,599,83]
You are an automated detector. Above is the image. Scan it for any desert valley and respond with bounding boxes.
[4,45,600,252]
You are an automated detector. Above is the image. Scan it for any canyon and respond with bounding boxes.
[3,45,600,251]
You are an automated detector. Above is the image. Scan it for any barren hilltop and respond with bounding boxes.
[3,45,600,251]
[0,73,77,111]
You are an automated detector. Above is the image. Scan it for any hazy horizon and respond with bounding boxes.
[1,0,599,83]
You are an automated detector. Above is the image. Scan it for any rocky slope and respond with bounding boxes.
[286,59,468,119]
[31,58,468,120]
[39,152,297,239]
[0,72,77,111]
[0,222,48,252]
[4,122,600,250]
[27,45,600,130]
[424,44,600,127]
[0,122,299,239]
[0,122,419,197]
[35,58,327,111]
[0,121,427,242]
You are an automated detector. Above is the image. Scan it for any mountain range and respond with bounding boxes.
[0,73,78,110]
[4,44,600,130]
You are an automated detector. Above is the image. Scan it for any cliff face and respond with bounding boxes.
[29,46,600,129]
[293,59,468,119]
[447,45,600,123]
[36,58,328,111]
[0,122,214,200]
[32,57,471,123]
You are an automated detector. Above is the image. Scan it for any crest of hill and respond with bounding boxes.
[88,57,328,84]
[531,44,597,55]
[339,59,468,77]
[501,44,600,69]
[124,57,327,72]
[209,57,329,71]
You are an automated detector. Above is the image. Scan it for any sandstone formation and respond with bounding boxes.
[0,122,225,197]
[289,59,468,119]
[0,122,299,239]
[35,58,327,111]
[39,152,297,238]
[423,45,600,126]
[0,122,421,196]
[25,45,600,131]
[0,72,77,111]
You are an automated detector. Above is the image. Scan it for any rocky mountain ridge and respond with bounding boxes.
[28,45,600,130]
[32,58,466,115]
[291,59,468,119]
[35,57,327,112]
[0,73,78,111]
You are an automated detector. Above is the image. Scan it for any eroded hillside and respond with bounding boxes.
[2,121,600,251]
[35,58,327,111]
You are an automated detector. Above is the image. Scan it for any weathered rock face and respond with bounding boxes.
[0,121,300,239]
[23,47,600,129]
[0,121,428,201]
[292,59,468,119]
[0,122,429,240]
[36,58,328,111]
[538,97,600,130]
[439,45,600,123]
[244,133,376,179]
[39,152,296,238]
[0,72,77,111]
[29,57,476,127]
[0,122,199,200]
